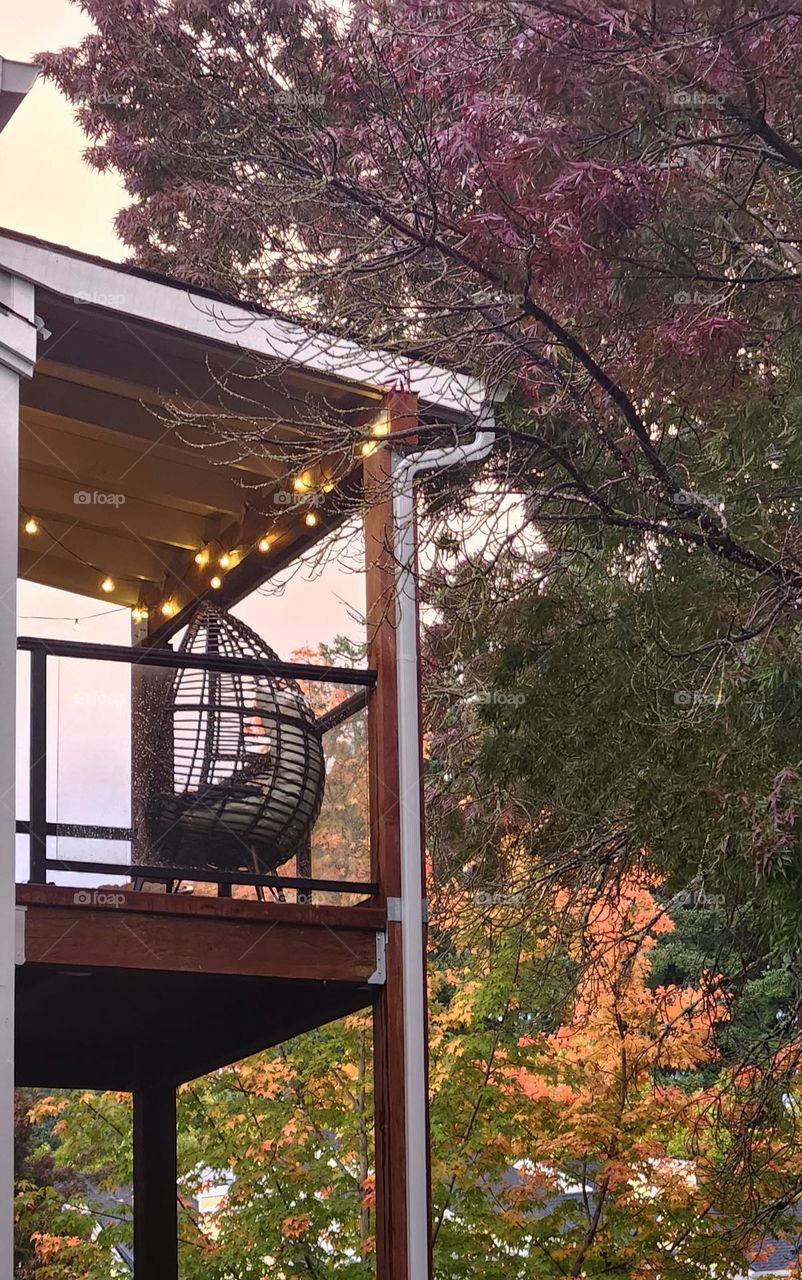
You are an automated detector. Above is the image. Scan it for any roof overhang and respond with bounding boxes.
[0,58,39,135]
[0,229,489,641]
[0,230,487,419]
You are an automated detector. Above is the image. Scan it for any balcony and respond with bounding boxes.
[16,629,376,902]
[14,626,385,1090]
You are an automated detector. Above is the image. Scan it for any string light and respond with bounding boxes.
[258,536,271,553]
[361,441,378,457]
[293,472,313,493]
[161,600,176,617]
[73,618,81,633]
[304,511,319,528]
[219,552,232,569]
[132,606,150,623]
[210,575,223,590]
[372,415,390,436]
[18,509,137,601]
[194,548,208,568]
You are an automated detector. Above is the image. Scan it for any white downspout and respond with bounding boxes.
[390,405,496,1278]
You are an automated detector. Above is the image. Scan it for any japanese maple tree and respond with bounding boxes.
[40,0,802,610]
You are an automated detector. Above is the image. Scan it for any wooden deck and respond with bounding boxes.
[15,886,385,1089]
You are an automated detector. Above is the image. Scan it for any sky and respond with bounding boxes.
[0,2,125,260]
[1,4,366,882]
[1,0,365,654]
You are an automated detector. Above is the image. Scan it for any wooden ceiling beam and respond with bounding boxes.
[35,299,378,413]
[20,410,249,515]
[18,549,142,608]
[31,361,317,463]
[19,516,174,585]
[20,468,213,551]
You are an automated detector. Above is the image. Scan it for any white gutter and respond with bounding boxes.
[390,405,496,1278]
[0,232,488,421]
[0,58,40,135]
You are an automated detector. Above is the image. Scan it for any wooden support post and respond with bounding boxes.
[133,1078,178,1280]
[130,614,173,870]
[364,391,432,1280]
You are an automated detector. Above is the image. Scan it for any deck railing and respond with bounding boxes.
[16,636,377,900]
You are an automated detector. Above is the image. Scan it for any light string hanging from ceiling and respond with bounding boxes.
[17,457,353,622]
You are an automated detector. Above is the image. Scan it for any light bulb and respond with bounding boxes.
[100,576,115,593]
[372,415,390,436]
[304,511,318,528]
[194,549,208,567]
[24,516,39,535]
[258,536,271,553]
[73,618,80,633]
[161,600,175,617]
[293,472,312,493]
[361,441,377,457]
[132,607,143,623]
[219,552,231,569]
[210,575,222,589]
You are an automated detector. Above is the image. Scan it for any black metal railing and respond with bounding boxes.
[16,636,377,899]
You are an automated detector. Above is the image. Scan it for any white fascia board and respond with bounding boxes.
[0,233,489,418]
[0,271,36,377]
[0,59,40,97]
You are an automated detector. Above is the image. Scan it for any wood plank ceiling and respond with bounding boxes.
[18,290,382,642]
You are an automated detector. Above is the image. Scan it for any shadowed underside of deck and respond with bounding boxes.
[15,885,385,1088]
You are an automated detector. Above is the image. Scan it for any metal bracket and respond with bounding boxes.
[386,896,429,923]
[368,931,386,985]
[15,905,26,966]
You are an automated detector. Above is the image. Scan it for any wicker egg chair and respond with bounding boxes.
[145,603,325,873]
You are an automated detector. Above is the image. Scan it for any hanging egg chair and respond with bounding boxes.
[144,603,325,872]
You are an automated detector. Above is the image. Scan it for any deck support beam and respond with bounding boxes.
[133,1078,179,1280]
[365,391,432,1280]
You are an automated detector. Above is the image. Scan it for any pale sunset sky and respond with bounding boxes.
[0,1,364,656]
[0,2,125,259]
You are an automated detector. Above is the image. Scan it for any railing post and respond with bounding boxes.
[28,648,47,885]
